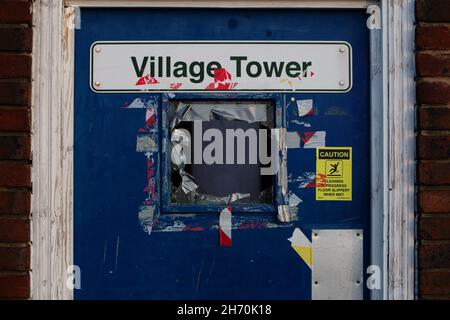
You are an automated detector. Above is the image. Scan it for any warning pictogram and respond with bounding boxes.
[326,160,343,177]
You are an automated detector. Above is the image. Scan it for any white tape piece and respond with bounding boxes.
[288,192,302,207]
[297,99,314,117]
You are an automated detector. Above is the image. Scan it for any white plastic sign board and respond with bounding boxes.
[90,41,352,93]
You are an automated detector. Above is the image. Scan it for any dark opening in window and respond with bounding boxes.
[169,100,274,206]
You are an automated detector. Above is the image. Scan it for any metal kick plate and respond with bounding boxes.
[312,229,363,300]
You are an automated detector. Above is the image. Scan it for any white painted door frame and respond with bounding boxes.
[31,0,415,300]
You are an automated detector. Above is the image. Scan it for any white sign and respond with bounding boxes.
[90,41,352,93]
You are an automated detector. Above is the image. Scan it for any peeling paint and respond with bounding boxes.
[138,205,156,234]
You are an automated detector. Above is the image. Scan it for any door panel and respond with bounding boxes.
[74,8,370,299]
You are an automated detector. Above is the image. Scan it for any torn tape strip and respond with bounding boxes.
[219,207,232,246]
[288,227,312,269]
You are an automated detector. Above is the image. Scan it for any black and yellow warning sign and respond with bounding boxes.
[316,147,352,201]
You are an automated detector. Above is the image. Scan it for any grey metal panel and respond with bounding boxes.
[312,229,363,300]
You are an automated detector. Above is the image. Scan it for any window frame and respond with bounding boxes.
[161,92,284,214]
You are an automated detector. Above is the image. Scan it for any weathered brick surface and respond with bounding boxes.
[0,28,32,52]
[419,106,450,130]
[420,271,450,295]
[0,274,29,299]
[0,246,29,271]
[417,80,450,105]
[416,0,450,22]
[0,135,30,160]
[0,54,31,78]
[0,219,29,243]
[416,24,450,50]
[419,216,450,240]
[418,161,450,185]
[0,107,30,131]
[0,163,30,187]
[417,0,450,300]
[0,0,32,300]
[0,190,30,215]
[417,52,450,76]
[419,243,450,269]
[419,190,450,213]
[0,1,32,24]
[0,82,31,106]
[418,135,450,159]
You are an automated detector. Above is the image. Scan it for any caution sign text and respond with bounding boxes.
[316,147,352,201]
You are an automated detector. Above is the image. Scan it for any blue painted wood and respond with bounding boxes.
[74,8,370,299]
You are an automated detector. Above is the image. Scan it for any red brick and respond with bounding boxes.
[0,1,32,24]
[0,108,30,131]
[0,54,31,79]
[0,274,29,299]
[0,82,31,106]
[0,219,29,242]
[417,52,450,76]
[0,246,29,271]
[418,135,450,159]
[0,135,30,160]
[419,190,450,213]
[0,163,30,187]
[417,0,450,22]
[419,243,450,269]
[419,216,450,240]
[419,161,450,185]
[417,80,450,105]
[419,106,450,130]
[0,191,30,215]
[0,27,32,52]
[417,25,450,50]
[420,270,450,295]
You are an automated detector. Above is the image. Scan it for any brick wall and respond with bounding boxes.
[0,0,32,299]
[416,0,450,300]
[0,0,448,300]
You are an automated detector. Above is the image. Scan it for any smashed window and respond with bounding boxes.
[169,100,275,206]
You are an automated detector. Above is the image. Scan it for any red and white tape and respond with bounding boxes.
[219,206,232,246]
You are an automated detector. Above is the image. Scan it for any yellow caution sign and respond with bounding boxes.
[316,147,352,201]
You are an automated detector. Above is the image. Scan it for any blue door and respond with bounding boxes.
[74,8,371,299]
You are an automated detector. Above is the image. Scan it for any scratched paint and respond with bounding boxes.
[288,172,326,189]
